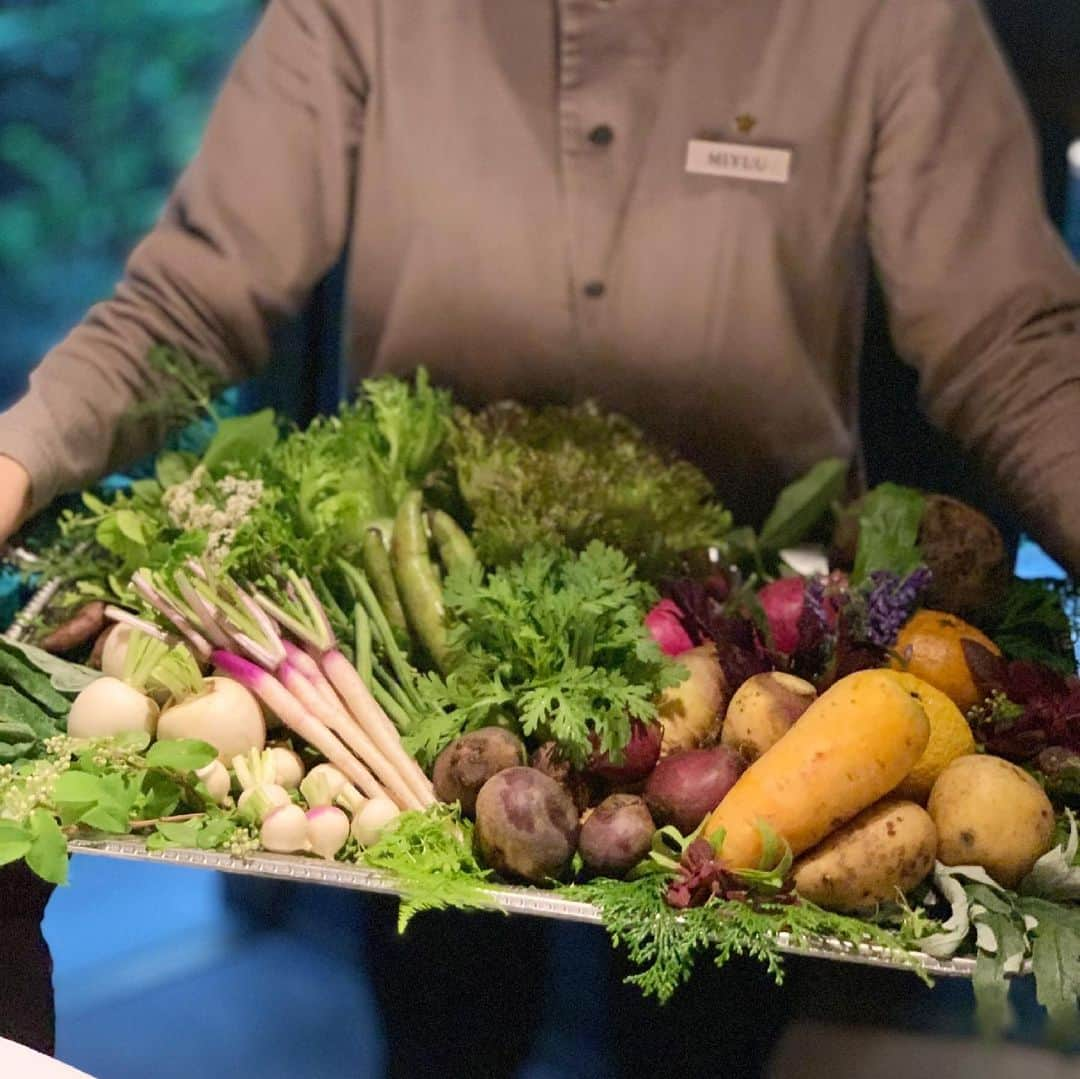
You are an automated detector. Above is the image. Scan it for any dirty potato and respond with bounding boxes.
[792,799,937,913]
[928,754,1056,888]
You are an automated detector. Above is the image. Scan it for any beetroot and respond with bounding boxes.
[645,600,694,656]
[757,576,807,654]
[587,721,662,784]
[578,794,655,877]
[644,746,746,836]
[474,768,580,884]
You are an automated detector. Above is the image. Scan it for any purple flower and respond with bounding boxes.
[864,567,932,648]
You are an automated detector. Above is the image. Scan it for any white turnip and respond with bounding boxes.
[100,623,135,679]
[300,764,349,807]
[260,804,310,854]
[268,745,305,790]
[195,760,231,806]
[67,677,159,739]
[238,783,291,823]
[306,806,350,859]
[157,677,266,764]
[350,796,400,847]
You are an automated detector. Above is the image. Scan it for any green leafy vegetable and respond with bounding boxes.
[0,687,65,762]
[452,401,731,578]
[144,739,217,774]
[851,483,926,584]
[564,874,927,1004]
[361,805,496,931]
[199,410,279,477]
[0,643,73,716]
[0,638,100,696]
[757,457,847,553]
[985,579,1077,675]
[408,543,683,767]
[25,809,69,885]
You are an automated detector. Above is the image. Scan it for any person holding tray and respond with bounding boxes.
[1,1,1078,1074]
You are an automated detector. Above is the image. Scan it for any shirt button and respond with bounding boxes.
[583,281,606,298]
[587,124,614,147]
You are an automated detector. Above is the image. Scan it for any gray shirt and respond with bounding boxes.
[2,0,1079,568]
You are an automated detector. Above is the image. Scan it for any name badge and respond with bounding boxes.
[685,139,792,184]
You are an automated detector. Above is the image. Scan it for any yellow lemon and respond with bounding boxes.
[882,670,976,803]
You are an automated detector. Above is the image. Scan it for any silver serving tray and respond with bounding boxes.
[67,836,988,979]
[8,576,995,980]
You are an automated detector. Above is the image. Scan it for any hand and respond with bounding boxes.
[0,455,31,546]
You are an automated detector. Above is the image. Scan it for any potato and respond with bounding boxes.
[474,767,580,884]
[433,728,526,817]
[792,800,937,912]
[928,754,1056,888]
[578,794,655,877]
[657,644,727,756]
[721,672,816,761]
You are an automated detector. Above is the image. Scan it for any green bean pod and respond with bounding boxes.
[362,528,410,643]
[391,492,450,670]
[428,510,479,576]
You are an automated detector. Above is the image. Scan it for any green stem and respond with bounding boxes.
[374,662,417,718]
[354,604,372,686]
[371,678,417,735]
[337,560,424,705]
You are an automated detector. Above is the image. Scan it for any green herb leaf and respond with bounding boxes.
[0,819,33,866]
[155,451,196,488]
[197,817,236,849]
[26,810,68,885]
[199,409,278,475]
[145,739,217,774]
[149,818,205,849]
[851,483,925,584]
[757,458,847,553]
[362,805,495,932]
[52,771,109,805]
[1020,897,1080,1046]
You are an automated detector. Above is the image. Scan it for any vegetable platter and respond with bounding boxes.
[2,355,1078,1044]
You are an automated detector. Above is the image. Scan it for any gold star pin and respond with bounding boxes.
[735,113,758,135]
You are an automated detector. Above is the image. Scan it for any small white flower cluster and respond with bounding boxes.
[162,466,264,565]
[227,824,260,859]
[0,756,71,822]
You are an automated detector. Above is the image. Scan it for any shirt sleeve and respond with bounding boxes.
[0,0,366,515]
[868,0,1080,574]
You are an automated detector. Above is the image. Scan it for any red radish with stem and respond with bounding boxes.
[213,651,389,803]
